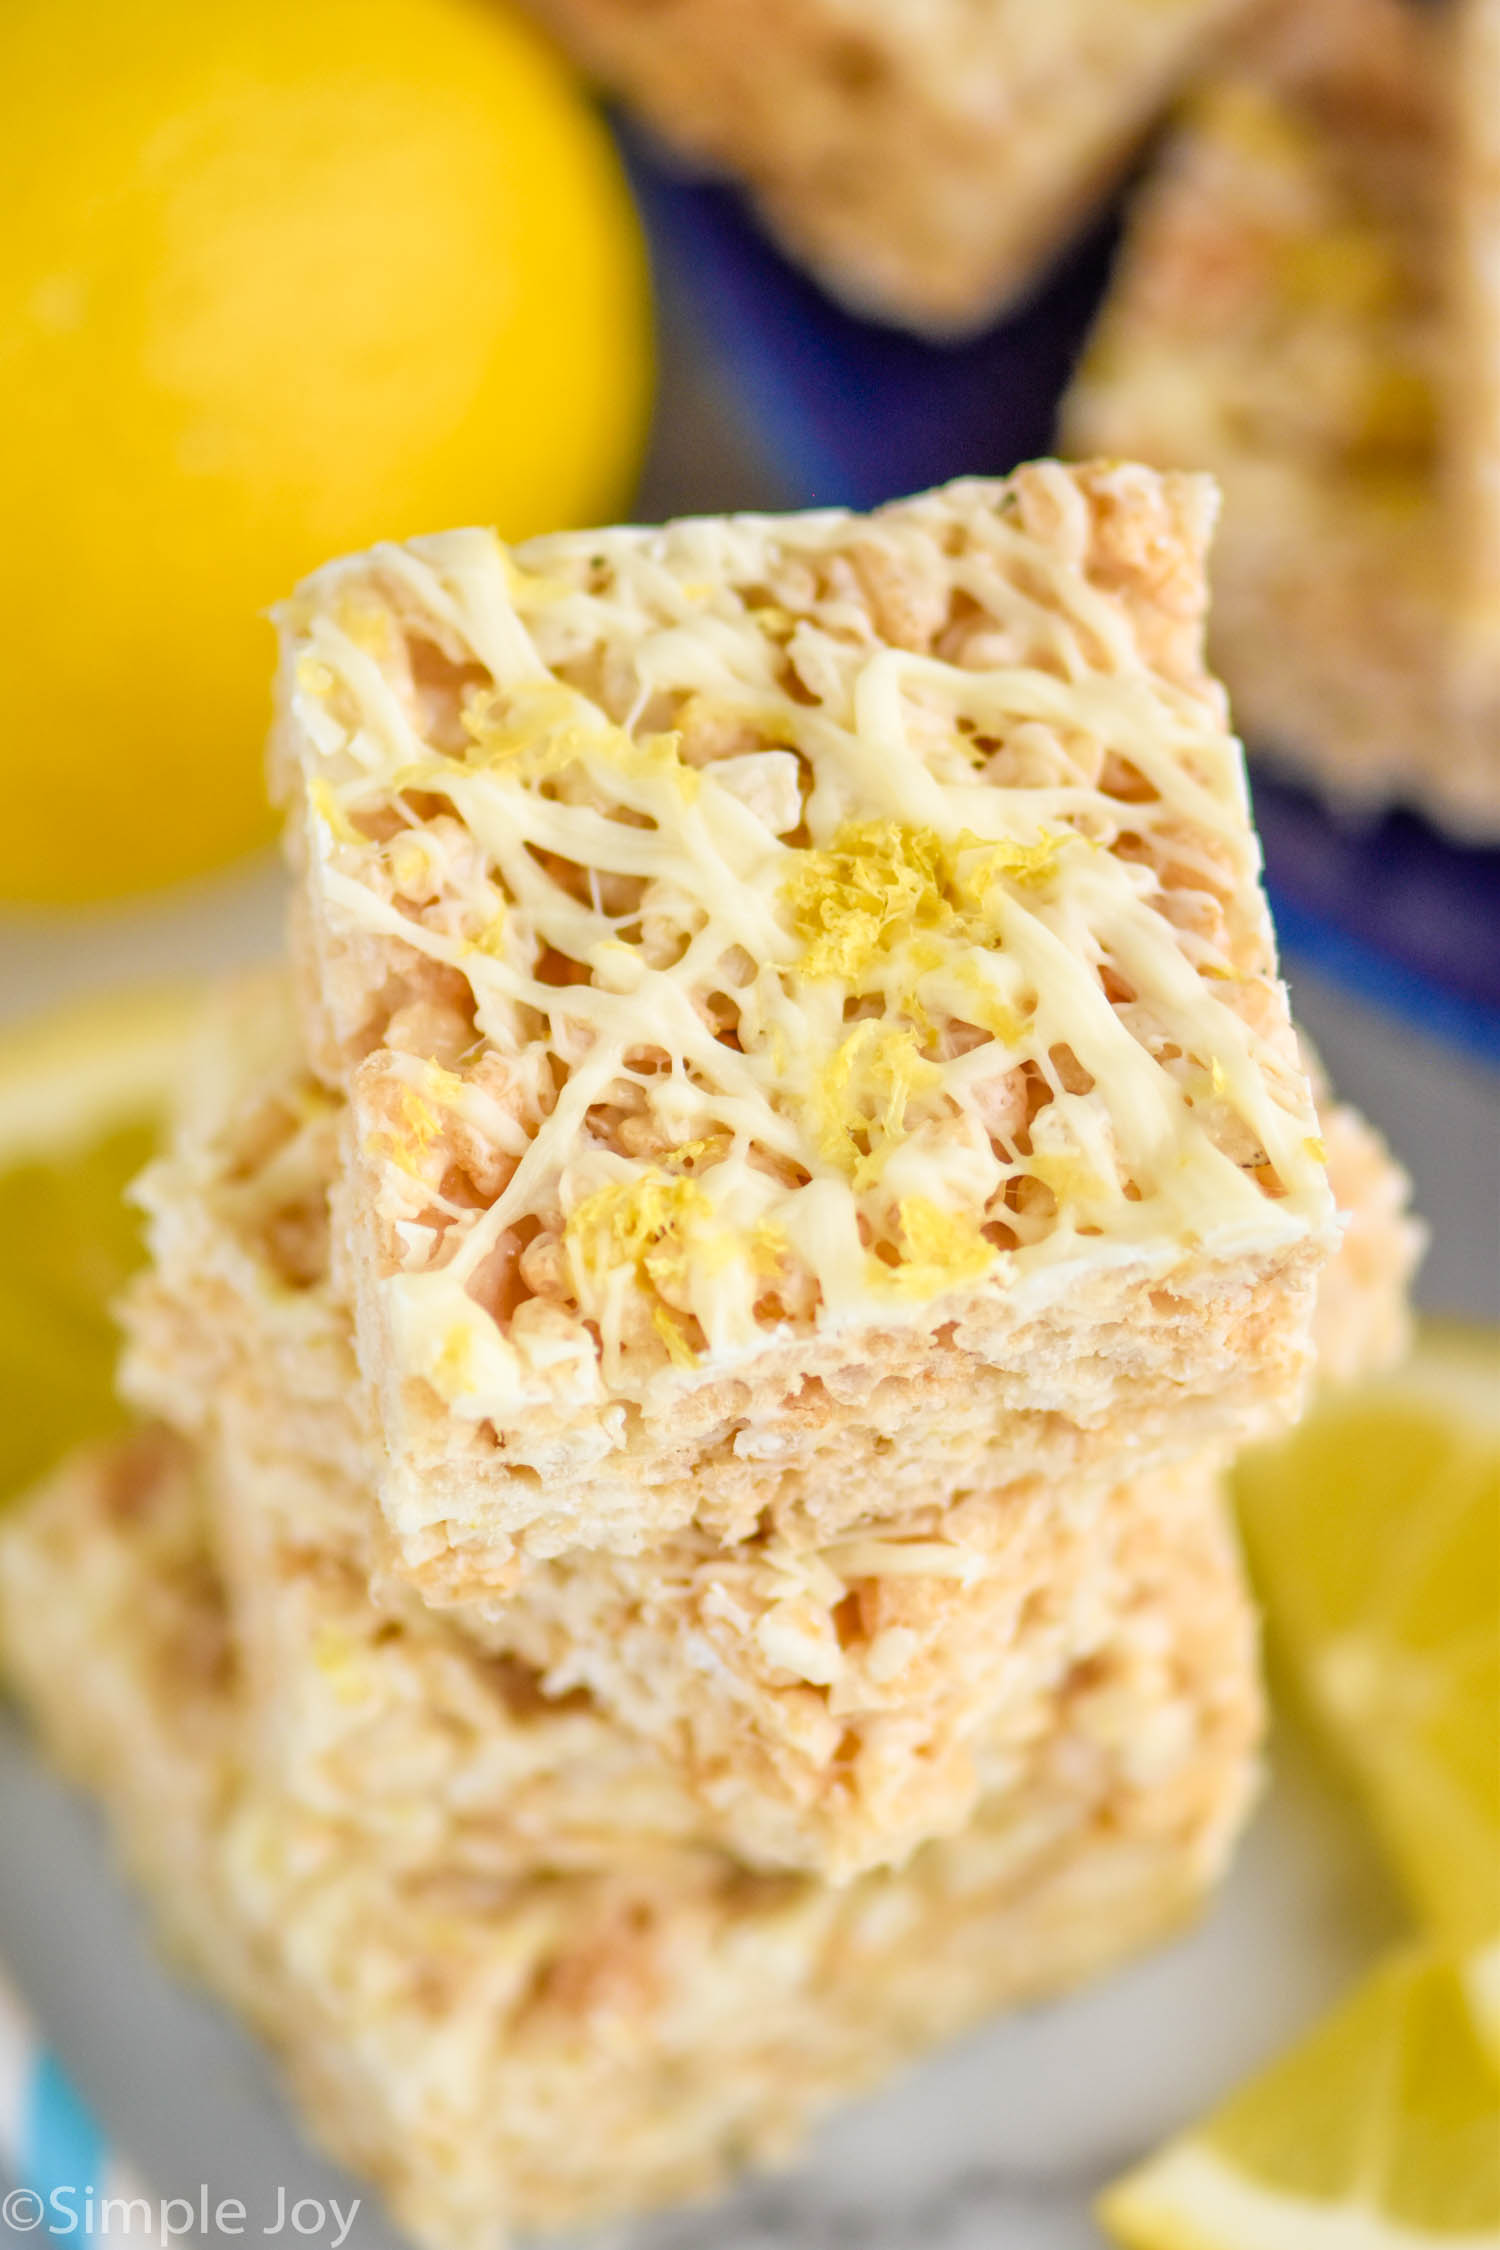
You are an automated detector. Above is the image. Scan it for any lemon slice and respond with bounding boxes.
[1232,1323,1500,1949]
[1100,1943,1500,2250]
[0,987,199,1503]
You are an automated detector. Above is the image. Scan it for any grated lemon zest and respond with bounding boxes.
[812,1023,941,1187]
[333,592,394,655]
[869,1196,995,1300]
[432,1321,475,1399]
[308,777,364,847]
[1027,1151,1105,1206]
[784,821,953,981]
[467,913,508,958]
[949,826,1061,904]
[651,1302,699,1368]
[784,820,1059,984]
[463,682,699,799]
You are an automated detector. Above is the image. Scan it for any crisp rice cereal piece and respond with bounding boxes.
[0,1430,1261,2250]
[119,973,1413,1882]
[1063,0,1500,836]
[521,0,1247,336]
[269,466,1335,1577]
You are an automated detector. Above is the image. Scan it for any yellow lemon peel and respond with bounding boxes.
[308,778,366,848]
[784,820,1060,983]
[462,682,699,800]
[869,1197,995,1299]
[812,1024,942,1187]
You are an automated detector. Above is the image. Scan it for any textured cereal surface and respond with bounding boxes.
[0,1430,1261,2250]
[119,974,1412,1880]
[271,466,1333,1564]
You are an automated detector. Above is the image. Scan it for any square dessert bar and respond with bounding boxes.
[122,973,1416,1884]
[121,975,1244,1880]
[0,1432,1260,2250]
[1062,0,1500,836]
[271,464,1336,1582]
[523,0,1247,336]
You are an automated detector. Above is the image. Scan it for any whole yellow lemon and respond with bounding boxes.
[0,0,652,902]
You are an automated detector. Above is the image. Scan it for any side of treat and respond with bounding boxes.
[520,0,1249,335]
[0,1018,1416,2250]
[119,967,1416,1883]
[1062,0,1500,837]
[0,1425,1264,2250]
[271,462,1337,1598]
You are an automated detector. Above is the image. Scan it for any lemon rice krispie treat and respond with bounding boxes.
[121,977,1239,1879]
[0,1430,1261,2250]
[523,0,1247,336]
[1063,0,1500,835]
[121,971,1414,1881]
[270,464,1336,1588]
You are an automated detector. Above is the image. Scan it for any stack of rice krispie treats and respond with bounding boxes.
[0,462,1422,2250]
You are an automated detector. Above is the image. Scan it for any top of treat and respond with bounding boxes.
[275,463,1332,1418]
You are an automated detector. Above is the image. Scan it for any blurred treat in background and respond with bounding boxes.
[1062,0,1500,840]
[523,0,1250,337]
[1450,0,1500,678]
[0,0,651,904]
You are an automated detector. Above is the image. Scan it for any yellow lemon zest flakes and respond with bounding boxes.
[565,1170,733,1362]
[432,1319,476,1400]
[783,820,1060,983]
[333,591,395,656]
[661,1133,730,1174]
[499,549,576,609]
[1304,1134,1328,1165]
[467,912,508,958]
[650,1302,698,1368]
[870,1196,995,1300]
[462,681,699,798]
[1026,1150,1104,1206]
[784,821,952,981]
[748,1218,789,1279]
[812,1023,942,1188]
[949,827,1061,904]
[308,777,366,848]
[953,960,1029,1047]
[368,1073,456,1177]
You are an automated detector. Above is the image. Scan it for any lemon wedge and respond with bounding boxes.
[0,988,198,1502]
[1101,1942,1500,2250]
[1233,1322,1500,1950]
